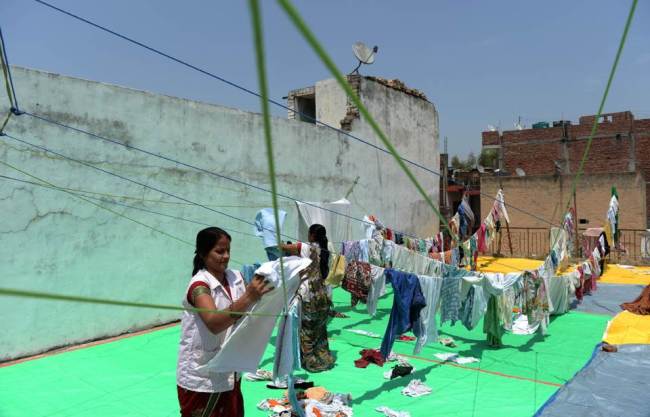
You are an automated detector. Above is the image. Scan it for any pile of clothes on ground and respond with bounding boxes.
[257,385,353,417]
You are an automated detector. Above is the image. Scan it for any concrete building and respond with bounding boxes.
[0,67,439,360]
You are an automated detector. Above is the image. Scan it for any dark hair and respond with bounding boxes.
[192,227,232,276]
[309,224,329,279]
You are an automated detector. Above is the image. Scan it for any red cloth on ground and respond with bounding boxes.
[397,335,416,341]
[354,349,385,368]
[621,284,650,315]
[177,378,243,417]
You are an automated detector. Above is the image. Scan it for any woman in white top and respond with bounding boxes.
[177,227,272,417]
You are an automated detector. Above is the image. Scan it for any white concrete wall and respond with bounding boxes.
[0,67,438,360]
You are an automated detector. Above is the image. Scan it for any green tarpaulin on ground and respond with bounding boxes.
[0,287,609,417]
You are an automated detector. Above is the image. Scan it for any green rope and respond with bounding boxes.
[249,0,288,310]
[565,0,637,212]
[277,0,457,243]
[0,287,281,317]
[549,0,637,255]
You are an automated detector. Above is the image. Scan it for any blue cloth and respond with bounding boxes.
[241,263,261,284]
[254,208,287,248]
[440,265,467,326]
[379,269,426,359]
[414,274,443,354]
[265,247,280,261]
[273,300,302,382]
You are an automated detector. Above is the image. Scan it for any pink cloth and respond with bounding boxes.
[477,223,488,253]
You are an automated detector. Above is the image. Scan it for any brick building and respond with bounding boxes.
[482,111,650,227]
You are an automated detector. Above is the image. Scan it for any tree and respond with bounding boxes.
[479,148,498,168]
[466,151,477,169]
[450,155,463,169]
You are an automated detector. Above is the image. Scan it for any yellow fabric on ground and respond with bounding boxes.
[478,256,650,285]
[603,310,650,345]
[477,256,543,273]
[598,264,650,285]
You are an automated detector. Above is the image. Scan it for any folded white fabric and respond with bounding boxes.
[345,329,381,338]
[434,353,480,365]
[434,352,458,362]
[401,379,432,397]
[375,406,411,417]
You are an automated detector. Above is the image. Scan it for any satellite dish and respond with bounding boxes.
[351,42,378,74]
[514,122,524,130]
[487,124,497,132]
[515,168,526,177]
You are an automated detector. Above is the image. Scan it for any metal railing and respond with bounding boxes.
[488,227,650,264]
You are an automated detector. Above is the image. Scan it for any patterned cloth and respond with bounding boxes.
[520,270,550,331]
[300,247,335,373]
[341,240,363,263]
[342,260,372,306]
[440,267,463,326]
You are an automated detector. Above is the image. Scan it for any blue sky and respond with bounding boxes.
[1,0,648,158]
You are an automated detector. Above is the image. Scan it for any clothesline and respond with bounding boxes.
[330,188,616,349]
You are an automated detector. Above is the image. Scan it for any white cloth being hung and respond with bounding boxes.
[296,198,353,244]
[203,257,311,374]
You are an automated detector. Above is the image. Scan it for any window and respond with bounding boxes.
[295,95,316,124]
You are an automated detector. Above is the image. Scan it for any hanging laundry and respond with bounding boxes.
[254,208,287,260]
[368,238,383,265]
[414,274,443,354]
[272,298,302,385]
[470,235,478,270]
[440,267,464,326]
[520,270,550,334]
[608,187,620,246]
[342,260,372,306]
[459,284,487,331]
[324,254,346,287]
[381,239,396,267]
[341,240,363,263]
[477,223,488,253]
[379,269,426,359]
[366,265,386,316]
[483,294,504,347]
